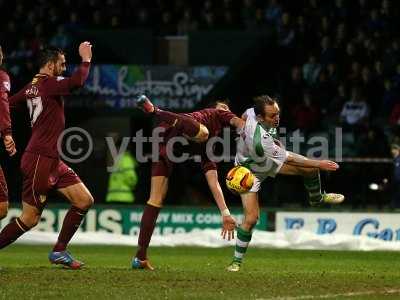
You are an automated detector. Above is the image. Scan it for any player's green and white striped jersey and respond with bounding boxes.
[235,108,288,183]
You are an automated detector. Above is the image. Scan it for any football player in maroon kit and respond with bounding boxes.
[132,96,244,270]
[0,45,17,221]
[0,42,93,269]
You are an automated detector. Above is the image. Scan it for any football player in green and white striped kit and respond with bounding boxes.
[227,95,344,272]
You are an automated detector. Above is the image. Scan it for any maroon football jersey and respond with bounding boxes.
[187,108,237,173]
[0,69,11,137]
[9,62,90,158]
[187,108,236,138]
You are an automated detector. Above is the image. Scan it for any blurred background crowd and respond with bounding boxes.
[1,0,400,209]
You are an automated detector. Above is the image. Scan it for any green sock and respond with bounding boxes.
[304,171,322,204]
[233,227,252,264]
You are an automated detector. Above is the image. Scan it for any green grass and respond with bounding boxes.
[1,245,400,299]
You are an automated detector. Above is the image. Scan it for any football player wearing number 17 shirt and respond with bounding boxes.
[0,42,93,269]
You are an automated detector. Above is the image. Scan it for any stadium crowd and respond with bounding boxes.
[1,0,400,157]
[1,0,400,208]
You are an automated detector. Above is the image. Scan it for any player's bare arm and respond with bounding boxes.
[205,170,236,241]
[230,116,245,130]
[79,41,92,62]
[285,151,339,171]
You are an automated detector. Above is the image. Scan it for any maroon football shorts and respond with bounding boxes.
[21,152,81,210]
[150,122,178,177]
[0,167,8,203]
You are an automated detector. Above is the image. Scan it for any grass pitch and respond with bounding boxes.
[1,245,400,300]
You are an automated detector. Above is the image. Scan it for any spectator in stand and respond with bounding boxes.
[326,63,339,87]
[327,82,347,119]
[357,126,390,157]
[291,91,320,136]
[319,36,335,66]
[135,8,151,29]
[284,66,304,107]
[241,0,256,30]
[390,143,400,209]
[50,25,71,50]
[331,0,348,21]
[366,9,385,33]
[334,22,347,50]
[383,79,399,116]
[277,12,295,48]
[158,11,176,36]
[201,11,216,31]
[383,39,400,73]
[389,101,400,129]
[265,0,282,26]
[340,87,369,132]
[91,10,103,29]
[347,61,362,86]
[177,8,198,35]
[317,16,332,40]
[64,11,82,33]
[392,64,400,90]
[302,54,321,87]
[221,10,237,30]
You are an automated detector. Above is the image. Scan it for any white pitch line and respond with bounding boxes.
[257,288,400,300]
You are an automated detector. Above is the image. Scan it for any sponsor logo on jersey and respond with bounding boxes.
[56,76,65,81]
[26,86,39,97]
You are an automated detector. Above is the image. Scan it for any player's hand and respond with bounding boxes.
[79,41,92,62]
[318,160,339,171]
[3,135,16,156]
[221,215,236,241]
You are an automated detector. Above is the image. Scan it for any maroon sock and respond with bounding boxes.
[136,204,161,260]
[53,206,87,252]
[155,110,200,138]
[0,217,29,249]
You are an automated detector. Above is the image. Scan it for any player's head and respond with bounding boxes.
[253,95,280,128]
[210,99,231,111]
[391,143,400,158]
[38,46,66,76]
[0,45,3,66]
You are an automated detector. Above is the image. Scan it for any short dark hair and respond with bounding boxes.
[253,95,277,117]
[37,46,64,68]
[208,98,230,108]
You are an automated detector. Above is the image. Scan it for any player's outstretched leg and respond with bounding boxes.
[0,217,30,249]
[0,201,41,249]
[303,170,344,206]
[132,203,160,271]
[136,95,209,142]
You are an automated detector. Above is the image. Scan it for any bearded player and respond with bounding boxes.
[0,44,17,221]
[132,96,244,270]
[0,42,93,269]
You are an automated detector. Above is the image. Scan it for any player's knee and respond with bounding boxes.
[20,213,40,229]
[243,213,259,229]
[147,198,163,208]
[192,124,209,143]
[76,193,94,210]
